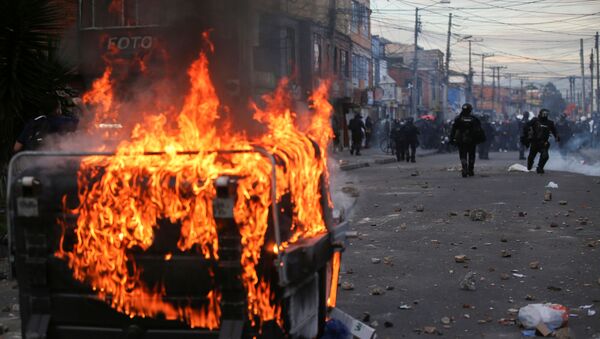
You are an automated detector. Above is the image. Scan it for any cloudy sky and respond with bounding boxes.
[371,0,600,93]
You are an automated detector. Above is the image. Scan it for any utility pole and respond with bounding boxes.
[596,32,599,112]
[488,65,506,116]
[443,13,452,120]
[520,78,524,112]
[580,38,586,115]
[591,49,595,115]
[411,8,420,118]
[474,53,494,108]
[490,67,496,113]
[468,41,472,104]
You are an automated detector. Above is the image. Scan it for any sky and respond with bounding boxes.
[370,0,600,93]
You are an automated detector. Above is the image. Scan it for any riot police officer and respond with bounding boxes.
[403,117,420,163]
[450,103,486,177]
[521,108,559,174]
[518,111,530,160]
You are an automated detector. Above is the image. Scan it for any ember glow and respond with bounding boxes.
[56,44,333,330]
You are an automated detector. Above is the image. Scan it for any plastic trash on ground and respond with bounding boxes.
[508,164,529,172]
[545,181,559,189]
[518,303,569,330]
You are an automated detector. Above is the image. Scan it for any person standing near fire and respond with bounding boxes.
[348,112,365,156]
[450,103,486,177]
[521,108,559,174]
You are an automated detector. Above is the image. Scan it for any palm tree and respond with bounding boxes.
[0,0,70,166]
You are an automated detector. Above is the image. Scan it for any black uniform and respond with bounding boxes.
[403,120,420,163]
[450,104,485,177]
[348,115,365,156]
[522,111,559,174]
[391,120,406,161]
[518,112,530,160]
[16,114,79,151]
[478,116,495,160]
[365,116,373,148]
[555,116,572,156]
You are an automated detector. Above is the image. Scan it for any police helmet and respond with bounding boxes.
[461,103,473,115]
[539,108,550,119]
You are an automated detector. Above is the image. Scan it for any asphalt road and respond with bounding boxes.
[334,150,600,338]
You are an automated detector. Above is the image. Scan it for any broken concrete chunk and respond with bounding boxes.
[341,282,354,290]
[459,271,477,291]
[470,209,492,221]
[454,254,468,263]
[371,257,381,264]
[500,250,512,258]
[415,205,425,212]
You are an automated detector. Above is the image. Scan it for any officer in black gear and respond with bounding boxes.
[478,114,494,160]
[522,108,559,174]
[391,119,406,161]
[518,111,530,160]
[450,103,486,177]
[13,96,79,153]
[403,117,420,163]
[555,113,572,157]
[348,112,365,156]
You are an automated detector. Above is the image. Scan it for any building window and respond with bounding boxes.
[333,47,339,75]
[80,0,166,29]
[282,27,296,76]
[350,1,359,33]
[313,34,322,74]
[341,50,349,78]
[351,1,370,37]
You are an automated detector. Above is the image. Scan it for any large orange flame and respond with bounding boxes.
[57,46,333,331]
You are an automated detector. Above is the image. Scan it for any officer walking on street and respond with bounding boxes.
[518,111,530,160]
[521,108,559,174]
[403,117,420,163]
[450,103,486,177]
[348,112,366,156]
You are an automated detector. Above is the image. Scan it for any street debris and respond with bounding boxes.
[415,204,425,212]
[547,285,562,291]
[512,273,526,278]
[454,254,468,263]
[441,316,451,325]
[459,271,477,291]
[508,163,529,172]
[341,282,354,290]
[362,312,370,322]
[398,304,413,310]
[501,249,512,258]
[370,257,381,264]
[545,181,559,189]
[526,294,536,301]
[559,200,568,205]
[529,261,540,269]
[369,320,378,328]
[383,256,394,266]
[383,320,394,328]
[500,273,511,280]
[341,186,360,197]
[518,303,568,330]
[470,209,491,221]
[369,286,384,295]
[518,211,527,217]
[410,170,420,177]
[544,190,553,201]
[423,326,437,334]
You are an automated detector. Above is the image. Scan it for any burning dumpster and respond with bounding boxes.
[7,46,348,338]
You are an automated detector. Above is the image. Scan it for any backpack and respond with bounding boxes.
[24,115,50,150]
[533,120,551,142]
[456,116,485,145]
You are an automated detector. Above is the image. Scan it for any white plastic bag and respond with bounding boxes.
[545,181,559,189]
[518,303,568,330]
[508,164,529,172]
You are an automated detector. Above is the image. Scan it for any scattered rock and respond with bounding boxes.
[370,286,385,295]
[385,285,394,291]
[470,209,491,221]
[430,239,441,245]
[398,304,413,310]
[544,191,552,201]
[341,282,354,290]
[550,222,559,228]
[454,254,468,263]
[500,273,511,280]
[547,285,562,291]
[449,211,458,216]
[362,312,370,322]
[411,171,420,177]
[371,257,381,264]
[341,186,360,197]
[459,271,477,291]
[441,316,451,325]
[383,256,394,266]
[559,200,568,205]
[525,294,535,301]
[370,320,379,328]
[384,320,394,328]
[518,211,527,217]
[415,205,425,212]
[423,326,437,334]
[529,261,540,269]
[500,250,512,258]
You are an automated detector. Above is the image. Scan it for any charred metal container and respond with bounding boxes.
[7,151,348,339]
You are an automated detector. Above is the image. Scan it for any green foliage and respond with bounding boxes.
[540,82,566,118]
[0,0,70,165]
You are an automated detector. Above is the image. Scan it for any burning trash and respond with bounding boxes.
[8,41,348,338]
